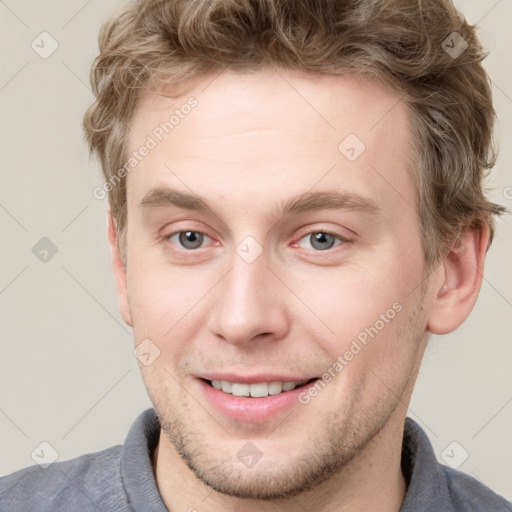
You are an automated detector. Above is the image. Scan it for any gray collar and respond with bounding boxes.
[119,408,510,511]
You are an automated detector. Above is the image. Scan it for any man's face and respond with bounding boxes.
[119,69,433,499]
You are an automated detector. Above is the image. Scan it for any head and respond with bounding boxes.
[83,0,505,501]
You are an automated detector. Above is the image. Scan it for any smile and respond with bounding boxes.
[207,379,317,397]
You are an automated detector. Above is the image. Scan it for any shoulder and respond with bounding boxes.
[440,465,512,512]
[0,445,128,512]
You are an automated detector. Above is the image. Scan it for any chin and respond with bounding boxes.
[155,403,373,501]
[178,447,344,500]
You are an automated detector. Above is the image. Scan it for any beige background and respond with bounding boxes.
[1,0,511,501]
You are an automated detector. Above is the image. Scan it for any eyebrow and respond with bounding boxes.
[139,187,380,218]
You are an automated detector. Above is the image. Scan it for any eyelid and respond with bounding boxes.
[165,228,211,239]
[161,217,215,240]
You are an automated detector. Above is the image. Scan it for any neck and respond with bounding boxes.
[153,411,408,512]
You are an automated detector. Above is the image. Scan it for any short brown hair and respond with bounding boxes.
[83,0,506,266]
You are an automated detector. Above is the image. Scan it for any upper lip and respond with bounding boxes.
[197,373,318,384]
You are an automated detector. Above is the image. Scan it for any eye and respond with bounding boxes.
[166,230,212,250]
[296,231,346,251]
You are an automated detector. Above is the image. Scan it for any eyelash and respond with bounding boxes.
[164,229,349,253]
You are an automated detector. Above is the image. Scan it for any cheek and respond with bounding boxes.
[126,252,172,340]
[290,264,410,349]
[126,255,218,344]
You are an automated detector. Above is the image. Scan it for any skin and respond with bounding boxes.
[108,68,489,512]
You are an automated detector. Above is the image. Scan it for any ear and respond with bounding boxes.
[107,212,132,327]
[427,222,490,334]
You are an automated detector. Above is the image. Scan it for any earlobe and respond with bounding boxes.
[107,212,133,327]
[427,222,490,335]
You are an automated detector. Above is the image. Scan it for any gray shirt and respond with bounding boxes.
[1,408,510,511]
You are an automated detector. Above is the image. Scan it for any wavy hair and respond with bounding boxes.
[83,0,506,266]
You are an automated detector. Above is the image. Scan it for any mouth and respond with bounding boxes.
[201,377,319,398]
[197,375,321,422]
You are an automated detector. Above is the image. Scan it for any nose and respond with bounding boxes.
[206,247,290,346]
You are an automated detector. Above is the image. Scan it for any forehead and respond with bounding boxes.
[126,69,414,217]
[131,69,409,143]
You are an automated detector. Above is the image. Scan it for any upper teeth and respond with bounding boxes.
[211,380,307,397]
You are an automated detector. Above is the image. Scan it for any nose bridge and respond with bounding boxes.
[208,241,287,345]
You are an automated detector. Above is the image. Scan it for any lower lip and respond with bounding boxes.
[197,379,317,423]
